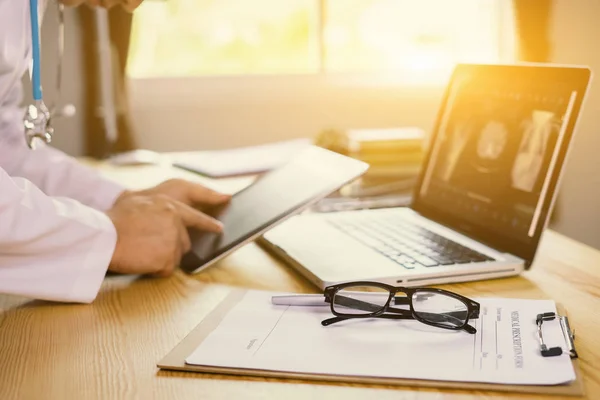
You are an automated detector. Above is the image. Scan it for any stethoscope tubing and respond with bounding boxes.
[29,0,43,101]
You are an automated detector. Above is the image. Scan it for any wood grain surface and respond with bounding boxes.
[1,163,599,400]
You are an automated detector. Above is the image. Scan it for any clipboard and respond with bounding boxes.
[157,289,585,397]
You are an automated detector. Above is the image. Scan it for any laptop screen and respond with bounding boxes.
[413,64,591,264]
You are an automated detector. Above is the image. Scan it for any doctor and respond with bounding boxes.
[0,0,230,303]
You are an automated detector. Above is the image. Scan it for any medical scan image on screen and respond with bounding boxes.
[421,77,577,242]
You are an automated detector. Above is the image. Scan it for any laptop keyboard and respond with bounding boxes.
[326,214,495,270]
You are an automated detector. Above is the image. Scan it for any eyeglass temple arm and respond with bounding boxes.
[322,313,476,334]
[323,314,477,334]
[388,306,474,321]
[325,293,439,309]
[321,314,414,326]
[408,294,480,320]
[388,306,475,332]
[395,295,480,320]
[327,294,402,313]
[322,295,415,327]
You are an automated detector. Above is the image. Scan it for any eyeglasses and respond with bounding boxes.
[322,281,480,334]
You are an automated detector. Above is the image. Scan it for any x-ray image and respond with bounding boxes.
[476,120,508,162]
[439,120,473,182]
[511,110,557,192]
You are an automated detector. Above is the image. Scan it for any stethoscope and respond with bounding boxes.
[23,0,74,149]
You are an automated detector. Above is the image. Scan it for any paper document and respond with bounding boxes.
[186,291,575,386]
[171,139,312,178]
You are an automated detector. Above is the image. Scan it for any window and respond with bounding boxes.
[128,0,514,82]
[126,0,515,152]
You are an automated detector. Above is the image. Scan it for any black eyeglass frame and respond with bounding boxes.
[322,281,480,334]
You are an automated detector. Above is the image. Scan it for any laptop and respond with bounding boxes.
[259,63,592,288]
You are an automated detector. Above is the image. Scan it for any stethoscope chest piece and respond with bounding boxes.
[23,101,53,149]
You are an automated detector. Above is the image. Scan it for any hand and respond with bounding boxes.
[106,193,223,277]
[117,178,231,210]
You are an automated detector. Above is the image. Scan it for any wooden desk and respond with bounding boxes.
[1,163,599,399]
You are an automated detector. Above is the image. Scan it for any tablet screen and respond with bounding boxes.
[180,146,368,273]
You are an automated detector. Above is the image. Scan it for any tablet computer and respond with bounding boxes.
[180,145,369,274]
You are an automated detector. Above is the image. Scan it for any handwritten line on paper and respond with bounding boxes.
[496,320,499,370]
[479,308,485,370]
[253,306,288,357]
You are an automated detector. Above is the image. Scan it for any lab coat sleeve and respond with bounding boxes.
[0,79,125,211]
[0,166,116,303]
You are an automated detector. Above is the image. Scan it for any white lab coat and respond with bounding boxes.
[0,0,124,302]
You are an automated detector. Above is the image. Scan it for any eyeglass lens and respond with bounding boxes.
[332,286,392,315]
[411,292,469,328]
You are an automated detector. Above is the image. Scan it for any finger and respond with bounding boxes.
[177,220,192,254]
[184,182,231,205]
[155,240,181,278]
[155,260,176,278]
[172,200,224,233]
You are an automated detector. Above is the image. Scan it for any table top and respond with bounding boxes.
[1,162,599,399]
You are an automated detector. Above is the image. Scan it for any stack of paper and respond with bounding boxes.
[315,127,426,179]
[345,128,425,178]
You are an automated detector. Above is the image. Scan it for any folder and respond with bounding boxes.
[157,289,584,396]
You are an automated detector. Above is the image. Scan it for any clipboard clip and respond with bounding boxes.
[536,312,578,359]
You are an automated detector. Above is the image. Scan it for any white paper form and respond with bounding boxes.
[185,291,575,386]
[171,139,312,177]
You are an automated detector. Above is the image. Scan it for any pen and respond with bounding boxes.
[271,294,328,306]
[271,293,411,307]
